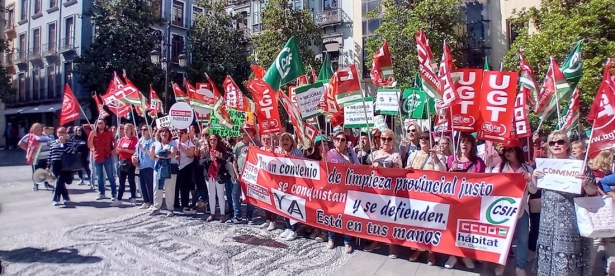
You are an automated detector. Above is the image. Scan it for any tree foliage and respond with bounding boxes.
[186,0,250,90]
[502,0,615,130]
[74,0,164,97]
[0,40,16,104]
[365,0,466,89]
[251,0,322,78]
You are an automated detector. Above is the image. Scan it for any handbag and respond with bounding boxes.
[118,158,133,173]
[61,152,84,171]
[574,194,615,238]
[170,163,179,174]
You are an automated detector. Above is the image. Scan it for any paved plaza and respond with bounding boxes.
[0,149,554,276]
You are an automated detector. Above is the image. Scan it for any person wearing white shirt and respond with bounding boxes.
[176,129,196,214]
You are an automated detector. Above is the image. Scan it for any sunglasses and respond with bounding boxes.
[548,140,566,147]
[420,136,430,140]
[335,137,346,142]
[381,137,393,142]
[407,129,416,133]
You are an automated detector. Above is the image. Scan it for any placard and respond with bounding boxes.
[295,82,325,119]
[375,89,400,115]
[373,115,388,131]
[535,158,584,194]
[344,97,374,128]
[210,108,246,138]
[169,102,194,129]
[155,115,171,128]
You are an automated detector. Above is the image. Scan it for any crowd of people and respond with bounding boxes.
[17,119,615,276]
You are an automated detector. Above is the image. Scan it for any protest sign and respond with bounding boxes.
[344,97,374,128]
[156,115,171,128]
[535,158,584,194]
[375,89,400,115]
[210,108,246,137]
[295,82,325,119]
[169,102,194,129]
[240,147,526,265]
[373,115,388,131]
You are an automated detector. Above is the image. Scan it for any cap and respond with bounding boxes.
[241,123,256,131]
[504,139,522,148]
[314,135,328,145]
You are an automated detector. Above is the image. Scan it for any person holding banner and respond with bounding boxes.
[406,130,446,265]
[400,123,421,168]
[19,123,54,191]
[445,134,486,270]
[149,127,178,217]
[531,131,599,276]
[326,131,358,254]
[276,133,305,241]
[489,139,535,276]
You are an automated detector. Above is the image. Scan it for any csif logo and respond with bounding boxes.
[276,47,293,79]
[485,197,518,225]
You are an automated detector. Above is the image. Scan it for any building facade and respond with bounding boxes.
[3,0,94,130]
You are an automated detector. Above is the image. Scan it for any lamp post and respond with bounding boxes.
[150,21,187,114]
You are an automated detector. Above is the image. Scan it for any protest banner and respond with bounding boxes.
[241,147,526,265]
[478,71,519,142]
[535,158,584,194]
[375,89,400,115]
[373,115,388,131]
[344,97,374,128]
[451,69,483,132]
[210,108,246,137]
[295,82,325,119]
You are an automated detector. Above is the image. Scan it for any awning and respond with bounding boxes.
[21,103,63,114]
[4,106,35,115]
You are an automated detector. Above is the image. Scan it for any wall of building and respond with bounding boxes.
[488,0,540,67]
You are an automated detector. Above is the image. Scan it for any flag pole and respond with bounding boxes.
[582,122,595,170]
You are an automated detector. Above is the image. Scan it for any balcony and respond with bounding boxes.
[60,37,77,56]
[13,51,28,69]
[4,21,16,39]
[43,43,59,63]
[4,53,16,75]
[226,0,250,5]
[315,8,342,26]
[29,47,44,66]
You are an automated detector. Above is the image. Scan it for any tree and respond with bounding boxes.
[0,40,16,104]
[185,0,250,89]
[74,0,164,98]
[251,0,322,78]
[502,0,615,130]
[365,0,466,89]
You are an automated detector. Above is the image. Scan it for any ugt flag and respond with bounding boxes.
[263,37,305,91]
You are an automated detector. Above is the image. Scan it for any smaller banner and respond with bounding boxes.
[401,88,433,119]
[451,69,483,132]
[373,115,388,131]
[375,89,400,115]
[344,97,374,128]
[210,108,246,138]
[535,158,584,194]
[295,82,325,119]
[478,71,519,142]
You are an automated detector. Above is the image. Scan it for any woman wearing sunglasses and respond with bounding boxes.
[532,131,599,276]
[400,123,421,168]
[489,139,534,276]
[363,129,403,257]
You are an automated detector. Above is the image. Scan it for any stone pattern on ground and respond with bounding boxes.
[0,212,352,276]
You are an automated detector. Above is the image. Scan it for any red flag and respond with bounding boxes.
[318,74,340,114]
[333,64,362,106]
[370,41,395,87]
[247,79,284,135]
[172,83,189,104]
[478,71,519,142]
[251,64,266,80]
[206,74,232,128]
[451,69,483,132]
[329,110,344,128]
[222,76,250,112]
[148,85,162,117]
[438,41,457,108]
[296,75,309,87]
[194,82,216,107]
[60,84,80,125]
[519,51,539,110]
[560,87,580,134]
[93,94,109,119]
[587,59,615,158]
[512,87,532,138]
[278,91,310,148]
[122,69,136,87]
[309,65,317,83]
[415,29,442,100]
[101,80,132,118]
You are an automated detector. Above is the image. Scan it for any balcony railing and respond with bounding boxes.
[29,47,42,60]
[60,37,76,52]
[13,50,28,64]
[226,0,250,5]
[42,43,58,56]
[315,8,342,26]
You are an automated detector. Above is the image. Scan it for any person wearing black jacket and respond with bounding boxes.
[47,127,77,206]
[71,126,92,187]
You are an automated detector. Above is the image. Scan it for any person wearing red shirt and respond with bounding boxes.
[88,119,117,201]
[111,123,139,207]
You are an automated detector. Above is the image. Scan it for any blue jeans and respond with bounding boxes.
[514,211,530,269]
[94,157,117,197]
[328,232,352,245]
[232,180,254,220]
[225,179,234,216]
[139,168,154,204]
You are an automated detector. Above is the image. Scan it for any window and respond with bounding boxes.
[48,23,57,52]
[362,0,381,17]
[64,16,74,46]
[7,8,14,28]
[362,37,369,78]
[252,1,261,25]
[294,0,303,9]
[362,18,381,36]
[192,6,203,19]
[34,0,42,14]
[47,66,56,99]
[32,70,40,101]
[153,0,162,17]
[50,0,57,9]
[507,19,522,46]
[33,29,41,56]
[18,34,26,59]
[63,62,72,85]
[323,0,338,10]
[172,1,184,27]
[20,0,27,21]
[18,73,25,102]
[171,35,184,62]
[237,11,248,29]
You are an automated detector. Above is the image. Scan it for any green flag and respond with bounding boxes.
[263,37,305,91]
[317,52,334,82]
[561,39,583,99]
[484,56,490,71]
[401,88,434,119]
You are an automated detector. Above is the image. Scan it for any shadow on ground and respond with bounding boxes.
[0,247,102,264]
